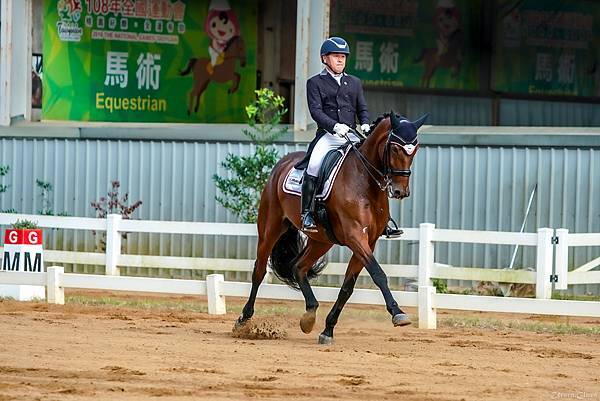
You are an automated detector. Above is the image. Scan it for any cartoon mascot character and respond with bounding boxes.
[204,0,241,75]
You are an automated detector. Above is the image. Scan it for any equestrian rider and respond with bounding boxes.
[297,36,402,238]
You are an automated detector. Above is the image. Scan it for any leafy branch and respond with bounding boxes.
[213,89,288,223]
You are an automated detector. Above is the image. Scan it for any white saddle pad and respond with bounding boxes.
[283,145,352,201]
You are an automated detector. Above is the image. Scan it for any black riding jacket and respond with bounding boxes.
[295,70,370,169]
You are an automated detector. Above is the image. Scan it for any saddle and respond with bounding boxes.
[283,144,353,244]
[283,144,352,200]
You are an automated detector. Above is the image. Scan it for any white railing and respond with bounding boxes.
[1,213,599,329]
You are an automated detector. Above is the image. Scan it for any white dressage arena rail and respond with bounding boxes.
[1,213,599,329]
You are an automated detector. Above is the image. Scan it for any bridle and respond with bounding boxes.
[345,129,418,196]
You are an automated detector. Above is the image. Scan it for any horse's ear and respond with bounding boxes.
[389,111,401,131]
[412,113,428,130]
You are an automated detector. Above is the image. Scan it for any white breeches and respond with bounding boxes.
[306,131,360,177]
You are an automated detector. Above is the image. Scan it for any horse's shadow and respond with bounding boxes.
[180,36,247,116]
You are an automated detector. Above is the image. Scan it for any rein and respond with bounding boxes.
[344,129,417,196]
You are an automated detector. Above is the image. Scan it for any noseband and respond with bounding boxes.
[347,130,418,195]
[383,131,418,178]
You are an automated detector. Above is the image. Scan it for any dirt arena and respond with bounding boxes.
[0,290,598,401]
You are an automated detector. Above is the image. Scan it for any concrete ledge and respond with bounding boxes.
[1,120,599,147]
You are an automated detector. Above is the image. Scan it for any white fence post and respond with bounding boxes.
[554,228,569,290]
[418,223,435,287]
[536,228,553,299]
[105,214,122,276]
[206,274,226,315]
[418,285,437,329]
[418,223,436,329]
[46,266,64,305]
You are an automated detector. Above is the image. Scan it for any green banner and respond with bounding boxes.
[43,0,257,123]
[331,0,481,90]
[493,0,600,97]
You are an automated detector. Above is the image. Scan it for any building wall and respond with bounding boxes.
[0,137,598,293]
[365,90,600,127]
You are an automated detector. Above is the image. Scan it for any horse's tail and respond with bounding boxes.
[269,221,327,291]
[180,59,197,76]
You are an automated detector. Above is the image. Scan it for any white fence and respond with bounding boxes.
[1,213,599,329]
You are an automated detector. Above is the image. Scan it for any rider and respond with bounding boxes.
[297,36,402,238]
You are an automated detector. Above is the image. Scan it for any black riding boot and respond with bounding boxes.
[301,173,318,232]
[382,216,403,238]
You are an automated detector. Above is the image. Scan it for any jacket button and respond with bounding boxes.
[337,109,340,112]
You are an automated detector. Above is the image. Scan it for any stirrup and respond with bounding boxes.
[383,216,403,238]
[383,226,403,238]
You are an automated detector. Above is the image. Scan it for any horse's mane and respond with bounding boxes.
[371,112,405,128]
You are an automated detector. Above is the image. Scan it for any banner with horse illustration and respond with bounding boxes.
[330,0,482,90]
[492,0,600,97]
[43,0,257,123]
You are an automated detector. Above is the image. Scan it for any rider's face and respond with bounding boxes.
[322,53,347,74]
[208,12,235,42]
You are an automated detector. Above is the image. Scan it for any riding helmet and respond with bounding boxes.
[320,37,350,57]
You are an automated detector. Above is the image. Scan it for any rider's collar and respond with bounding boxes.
[320,68,345,78]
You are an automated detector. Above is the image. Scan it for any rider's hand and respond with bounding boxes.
[361,123,371,133]
[333,123,350,137]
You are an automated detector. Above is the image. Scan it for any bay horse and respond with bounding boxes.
[236,112,427,344]
[180,36,247,116]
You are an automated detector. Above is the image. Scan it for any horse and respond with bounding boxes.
[180,36,247,116]
[413,30,463,87]
[235,112,427,344]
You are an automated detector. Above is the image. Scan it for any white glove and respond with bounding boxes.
[333,123,350,137]
[361,123,371,133]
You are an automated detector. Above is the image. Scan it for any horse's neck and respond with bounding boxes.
[357,129,386,171]
[338,129,387,198]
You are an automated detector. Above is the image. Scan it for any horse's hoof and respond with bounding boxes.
[300,310,316,334]
[318,333,333,345]
[392,313,412,327]
[234,317,248,331]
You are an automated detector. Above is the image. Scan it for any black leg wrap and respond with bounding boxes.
[365,257,402,316]
[321,276,356,339]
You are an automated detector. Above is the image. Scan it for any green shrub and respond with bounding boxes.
[12,219,39,229]
[213,88,288,223]
[432,278,448,294]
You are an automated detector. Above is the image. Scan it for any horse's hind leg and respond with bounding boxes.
[236,202,286,327]
[187,91,194,116]
[193,80,209,113]
[295,239,333,334]
[318,255,362,344]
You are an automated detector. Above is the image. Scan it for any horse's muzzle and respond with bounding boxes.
[392,187,410,199]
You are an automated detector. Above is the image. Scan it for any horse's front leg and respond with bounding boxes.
[228,72,241,94]
[347,237,411,327]
[318,255,361,345]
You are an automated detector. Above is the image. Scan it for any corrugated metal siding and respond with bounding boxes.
[500,99,600,127]
[365,90,600,127]
[364,91,492,125]
[0,138,598,293]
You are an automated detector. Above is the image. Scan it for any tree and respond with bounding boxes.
[213,88,288,223]
[90,180,142,251]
